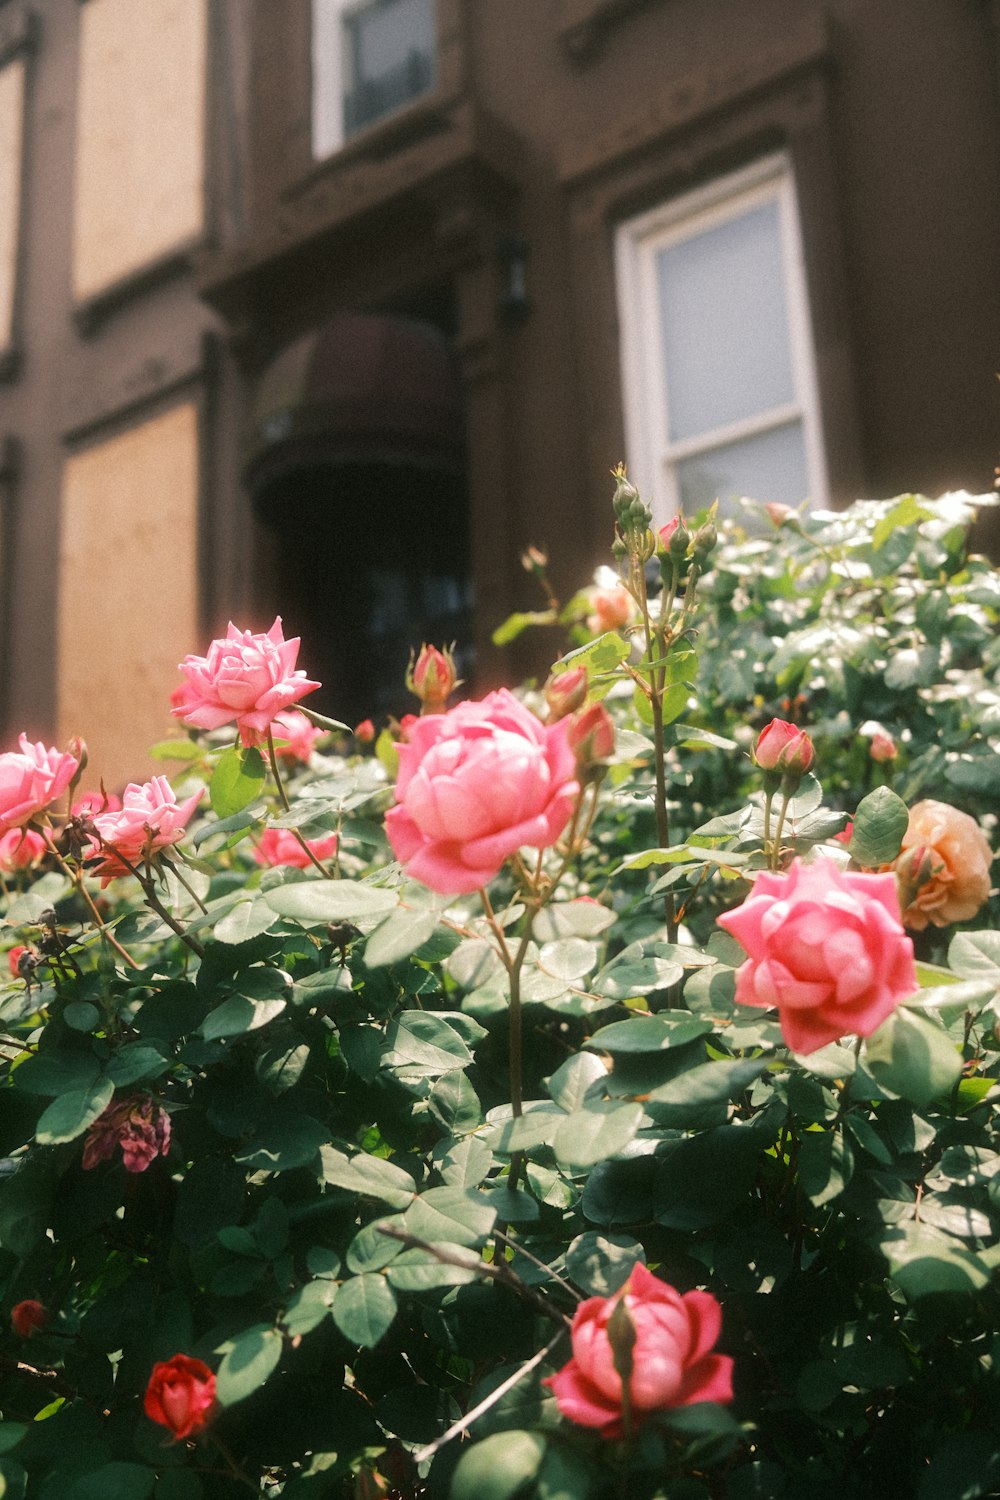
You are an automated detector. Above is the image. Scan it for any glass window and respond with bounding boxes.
[312,0,436,158]
[615,154,827,524]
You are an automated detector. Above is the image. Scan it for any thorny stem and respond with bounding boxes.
[376,1223,571,1329]
[265,728,333,879]
[208,1432,260,1495]
[99,844,206,960]
[40,827,140,970]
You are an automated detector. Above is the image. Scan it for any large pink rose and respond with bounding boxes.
[545,1264,733,1438]
[0,736,79,835]
[717,857,918,1053]
[173,618,320,748]
[384,688,579,894]
[253,826,338,869]
[90,777,202,884]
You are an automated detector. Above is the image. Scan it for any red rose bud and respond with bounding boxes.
[11,1299,47,1337]
[354,719,375,745]
[754,718,815,774]
[144,1354,217,1441]
[407,644,459,713]
[869,730,897,763]
[545,666,588,721]
[568,703,615,769]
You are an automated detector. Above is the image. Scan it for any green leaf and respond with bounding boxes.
[320,1147,416,1209]
[404,1186,497,1247]
[533,901,617,941]
[213,898,276,945]
[281,1279,337,1337]
[553,1102,644,1170]
[592,956,685,1000]
[216,1324,282,1406]
[847,786,910,866]
[62,1003,101,1033]
[586,1012,712,1053]
[644,1057,767,1126]
[210,745,266,818]
[264,879,398,925]
[491,609,558,646]
[331,1273,397,1347]
[364,908,438,967]
[384,1012,474,1075]
[871,493,933,549]
[881,1222,990,1298]
[864,1008,962,1107]
[200,995,286,1041]
[106,1044,172,1088]
[64,1464,154,1500]
[234,1113,329,1172]
[12,1052,101,1096]
[386,1246,482,1291]
[428,1070,483,1133]
[35,1078,114,1146]
[797,1129,854,1206]
[947,929,1000,981]
[546,1051,608,1112]
[565,1232,644,1295]
[450,1431,548,1500]
[429,1134,494,1188]
[148,738,204,762]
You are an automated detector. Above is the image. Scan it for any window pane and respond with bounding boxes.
[343,0,435,137]
[675,420,809,518]
[656,199,796,442]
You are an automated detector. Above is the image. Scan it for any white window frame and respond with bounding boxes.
[615,152,828,523]
[311,0,436,159]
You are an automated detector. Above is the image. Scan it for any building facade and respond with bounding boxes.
[1,0,999,779]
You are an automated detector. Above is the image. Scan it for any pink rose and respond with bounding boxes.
[753,719,814,774]
[891,799,993,931]
[717,857,918,1053]
[407,643,459,711]
[354,719,376,745]
[385,688,579,894]
[0,828,47,872]
[0,736,79,835]
[253,827,338,869]
[272,710,323,764]
[90,777,202,884]
[567,702,616,766]
[82,1095,171,1173]
[72,791,123,819]
[173,618,320,748]
[869,730,897,764]
[545,1264,733,1438]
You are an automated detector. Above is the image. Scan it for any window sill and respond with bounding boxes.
[71,241,202,338]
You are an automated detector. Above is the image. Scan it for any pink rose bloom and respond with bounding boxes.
[385,688,579,894]
[145,1354,217,1441]
[717,857,918,1053]
[90,777,202,884]
[253,827,338,869]
[272,710,323,764]
[0,736,79,836]
[0,827,46,872]
[892,799,993,931]
[587,586,635,636]
[82,1095,171,1173]
[173,618,320,748]
[545,1264,733,1438]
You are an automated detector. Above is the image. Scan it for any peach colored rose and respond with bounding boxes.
[90,777,202,885]
[587,586,635,636]
[253,827,338,869]
[173,618,320,748]
[385,688,579,894]
[0,736,79,835]
[144,1354,216,1440]
[717,857,917,1053]
[545,1264,733,1438]
[892,799,992,931]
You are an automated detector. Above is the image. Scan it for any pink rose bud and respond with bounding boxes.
[385,689,579,894]
[0,828,47,873]
[544,1264,733,1438]
[657,517,679,550]
[8,944,30,978]
[765,502,795,527]
[173,618,320,749]
[144,1354,217,1441]
[90,778,202,886]
[717,856,918,1053]
[521,544,548,573]
[272,709,323,764]
[544,666,588,721]
[407,644,459,713]
[11,1299,48,1338]
[753,718,815,775]
[869,730,897,763]
[567,703,616,768]
[252,827,338,870]
[354,719,376,745]
[0,736,80,836]
[82,1094,171,1173]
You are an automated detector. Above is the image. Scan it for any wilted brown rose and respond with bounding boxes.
[893,799,993,931]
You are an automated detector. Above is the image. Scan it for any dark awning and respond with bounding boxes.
[244,310,465,504]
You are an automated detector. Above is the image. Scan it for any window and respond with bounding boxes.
[312,0,436,158]
[615,154,827,523]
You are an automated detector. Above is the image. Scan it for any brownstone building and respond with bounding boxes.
[1,0,998,778]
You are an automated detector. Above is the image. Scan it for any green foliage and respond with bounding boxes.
[1,491,999,1499]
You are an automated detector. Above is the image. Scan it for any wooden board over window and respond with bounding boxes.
[0,56,25,353]
[58,403,200,786]
[72,0,206,301]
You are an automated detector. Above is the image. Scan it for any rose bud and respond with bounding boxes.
[354,719,375,745]
[765,502,795,528]
[407,644,459,714]
[144,1354,217,1441]
[869,730,897,763]
[11,1299,48,1338]
[754,718,815,775]
[544,666,588,722]
[567,703,615,770]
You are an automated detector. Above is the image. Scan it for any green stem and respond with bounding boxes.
[40,828,140,971]
[771,789,793,871]
[265,729,332,879]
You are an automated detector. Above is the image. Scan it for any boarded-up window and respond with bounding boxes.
[0,56,25,352]
[72,0,206,300]
[58,404,200,784]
